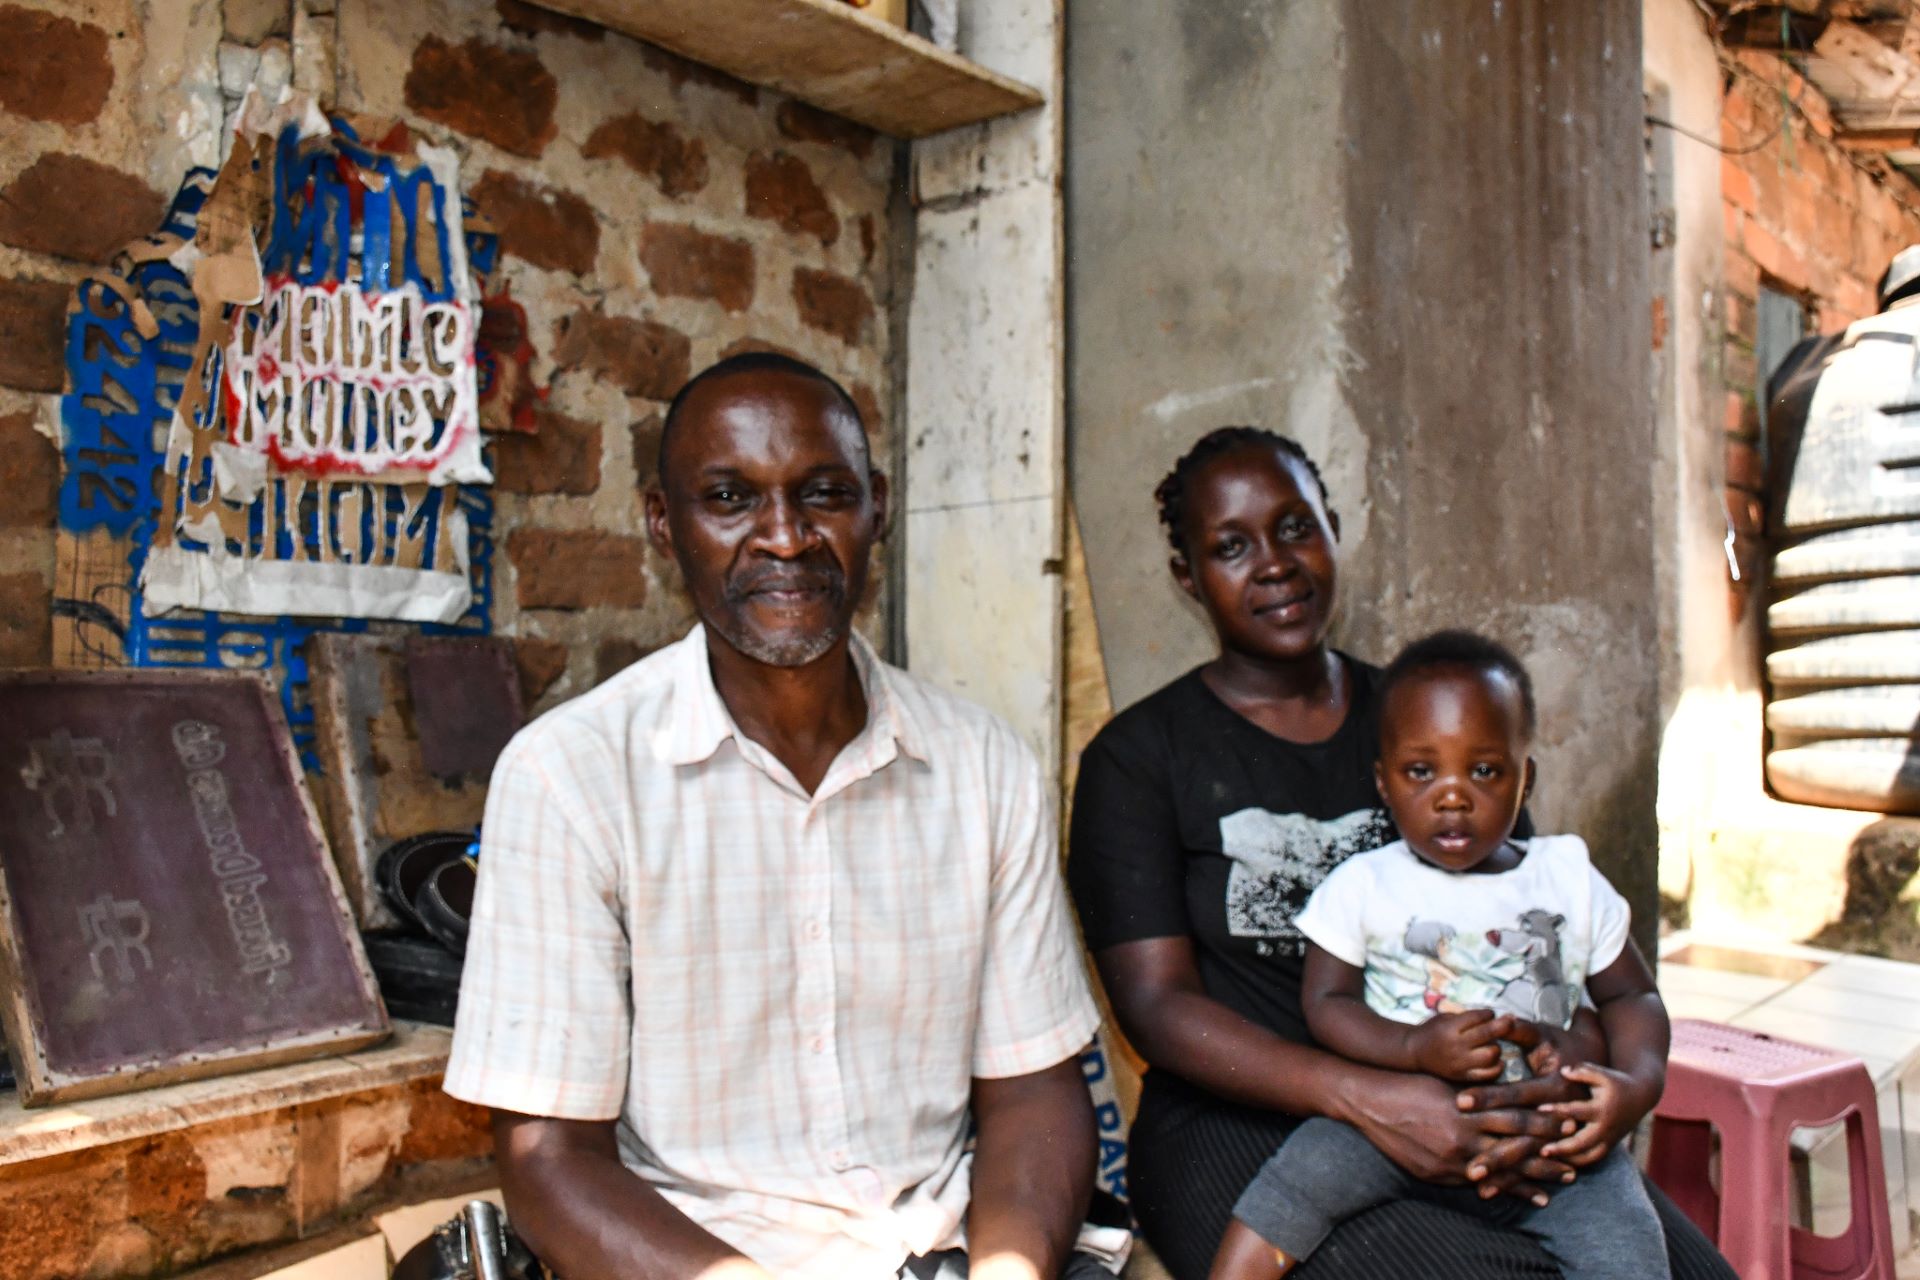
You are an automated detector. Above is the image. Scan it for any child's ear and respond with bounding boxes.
[1373,759,1387,801]
[1522,756,1537,802]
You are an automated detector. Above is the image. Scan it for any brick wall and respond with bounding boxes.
[0,1076,490,1279]
[1718,48,1920,604]
[0,0,898,705]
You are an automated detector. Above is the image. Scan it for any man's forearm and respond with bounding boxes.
[966,1059,1097,1280]
[493,1111,767,1280]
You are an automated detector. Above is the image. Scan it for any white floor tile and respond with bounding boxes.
[1658,990,1754,1024]
[1796,957,1920,1001]
[1659,962,1793,1006]
[1761,985,1920,1036]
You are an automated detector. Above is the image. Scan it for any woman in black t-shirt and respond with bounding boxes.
[1065,429,1732,1280]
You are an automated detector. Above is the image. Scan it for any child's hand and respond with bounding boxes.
[1406,1009,1510,1083]
[1538,1063,1656,1167]
[1511,1018,1583,1079]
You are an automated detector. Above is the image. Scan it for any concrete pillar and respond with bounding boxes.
[904,0,1065,768]
[1067,0,1661,943]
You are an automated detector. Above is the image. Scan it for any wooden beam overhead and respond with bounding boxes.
[1719,8,1831,50]
[521,0,1044,139]
[1837,125,1920,151]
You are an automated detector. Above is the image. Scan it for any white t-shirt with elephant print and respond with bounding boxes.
[1293,834,1631,1031]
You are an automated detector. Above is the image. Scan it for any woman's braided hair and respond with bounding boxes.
[1152,426,1336,554]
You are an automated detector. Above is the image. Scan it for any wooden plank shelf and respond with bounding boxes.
[527,0,1045,139]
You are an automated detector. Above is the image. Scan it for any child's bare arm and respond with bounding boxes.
[1302,943,1508,1083]
[1539,938,1669,1166]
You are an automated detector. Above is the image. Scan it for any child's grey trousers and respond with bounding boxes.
[1232,1117,1671,1280]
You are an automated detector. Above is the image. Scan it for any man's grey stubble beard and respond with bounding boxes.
[715,613,846,668]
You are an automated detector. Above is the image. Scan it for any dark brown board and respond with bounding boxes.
[0,669,389,1106]
[307,635,496,930]
[405,636,524,779]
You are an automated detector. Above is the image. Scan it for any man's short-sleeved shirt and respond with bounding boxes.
[444,625,1102,1279]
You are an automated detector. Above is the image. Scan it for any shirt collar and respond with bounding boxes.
[661,624,931,768]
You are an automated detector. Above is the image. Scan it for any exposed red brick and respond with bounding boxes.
[792,267,873,347]
[858,213,878,266]
[582,113,709,198]
[508,529,648,609]
[0,7,112,126]
[851,380,885,437]
[224,0,290,45]
[551,309,690,401]
[124,1130,210,1236]
[0,411,57,529]
[639,222,755,313]
[595,637,649,684]
[495,0,603,41]
[1725,248,1760,303]
[0,571,49,666]
[477,291,540,432]
[1650,295,1668,353]
[404,36,557,158]
[1721,155,1755,215]
[1724,389,1750,438]
[641,42,757,107]
[1744,216,1809,288]
[394,1078,494,1165]
[745,151,839,247]
[1727,488,1764,537]
[491,407,601,494]
[0,277,70,393]
[718,336,808,363]
[470,169,599,275]
[0,1143,99,1276]
[0,154,166,264]
[630,411,663,490]
[511,636,569,704]
[775,100,876,159]
[1725,439,1764,493]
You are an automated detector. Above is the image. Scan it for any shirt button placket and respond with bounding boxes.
[796,806,848,1177]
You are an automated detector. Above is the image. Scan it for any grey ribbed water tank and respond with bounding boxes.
[1765,307,1920,813]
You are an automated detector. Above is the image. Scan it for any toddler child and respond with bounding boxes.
[1209,630,1671,1280]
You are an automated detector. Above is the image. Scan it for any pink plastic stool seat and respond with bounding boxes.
[1647,1018,1895,1280]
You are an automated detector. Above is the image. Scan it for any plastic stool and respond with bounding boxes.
[1646,1018,1895,1280]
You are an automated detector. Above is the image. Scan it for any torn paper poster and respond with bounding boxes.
[59,157,498,762]
[141,478,474,623]
[212,104,488,488]
[136,91,495,622]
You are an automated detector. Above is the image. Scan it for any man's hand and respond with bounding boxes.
[1404,1009,1510,1083]
[1539,1063,1658,1167]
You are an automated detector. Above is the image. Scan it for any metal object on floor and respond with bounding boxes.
[391,1199,548,1280]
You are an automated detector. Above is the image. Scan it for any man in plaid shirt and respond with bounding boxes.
[446,353,1124,1280]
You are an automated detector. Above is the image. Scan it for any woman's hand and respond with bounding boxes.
[1338,1068,1574,1205]
[1539,1062,1660,1168]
